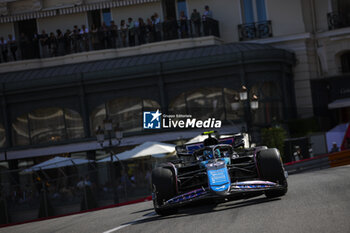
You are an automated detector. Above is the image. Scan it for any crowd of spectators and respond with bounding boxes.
[0,6,218,63]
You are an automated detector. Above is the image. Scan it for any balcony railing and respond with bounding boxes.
[0,19,220,63]
[238,20,273,41]
[327,11,350,30]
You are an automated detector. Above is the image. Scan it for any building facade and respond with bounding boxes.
[0,0,349,165]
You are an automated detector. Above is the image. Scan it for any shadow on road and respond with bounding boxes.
[127,196,280,226]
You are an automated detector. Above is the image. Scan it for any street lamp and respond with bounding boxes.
[239,85,248,101]
[96,119,123,204]
[250,94,259,110]
[232,86,259,147]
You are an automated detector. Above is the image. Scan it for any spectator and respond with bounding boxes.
[330,142,339,153]
[80,25,89,52]
[100,22,109,49]
[64,29,72,54]
[179,11,188,38]
[163,17,171,40]
[39,30,49,58]
[146,18,155,43]
[153,13,161,41]
[110,21,118,48]
[19,33,29,59]
[7,34,17,61]
[128,17,135,46]
[49,32,58,57]
[0,37,8,62]
[191,9,201,36]
[137,18,146,45]
[72,25,81,53]
[90,24,100,50]
[170,17,179,39]
[293,145,303,161]
[120,20,127,47]
[202,5,213,36]
[56,29,65,56]
[32,33,40,58]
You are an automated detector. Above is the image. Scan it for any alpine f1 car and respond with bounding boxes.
[152,131,288,216]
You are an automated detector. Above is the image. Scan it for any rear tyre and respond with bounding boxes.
[152,167,178,216]
[257,148,288,198]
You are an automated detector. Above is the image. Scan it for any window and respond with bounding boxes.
[169,85,283,126]
[102,9,112,26]
[12,115,30,146]
[169,88,236,121]
[241,0,267,23]
[29,108,65,144]
[250,82,283,125]
[90,98,161,134]
[12,108,84,146]
[177,0,188,17]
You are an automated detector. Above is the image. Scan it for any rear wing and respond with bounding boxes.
[176,135,243,155]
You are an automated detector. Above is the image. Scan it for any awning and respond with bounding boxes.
[0,0,159,23]
[328,97,350,109]
[21,156,93,174]
[98,141,175,162]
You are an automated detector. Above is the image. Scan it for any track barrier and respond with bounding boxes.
[284,149,350,174]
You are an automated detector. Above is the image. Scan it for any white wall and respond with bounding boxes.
[37,13,88,34]
[265,0,305,37]
[314,0,330,32]
[0,23,14,40]
[111,2,162,26]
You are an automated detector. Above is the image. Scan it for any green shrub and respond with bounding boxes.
[261,127,287,160]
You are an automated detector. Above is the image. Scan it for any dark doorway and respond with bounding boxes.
[162,0,177,20]
[88,10,102,29]
[15,19,40,59]
[341,52,350,73]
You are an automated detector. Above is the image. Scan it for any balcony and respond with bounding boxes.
[238,21,273,41]
[327,11,350,30]
[0,19,221,73]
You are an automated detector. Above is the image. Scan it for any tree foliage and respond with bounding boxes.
[261,127,287,160]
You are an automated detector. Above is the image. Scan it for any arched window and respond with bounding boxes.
[0,124,6,148]
[90,98,161,134]
[224,88,245,121]
[251,82,283,125]
[12,115,30,146]
[169,88,225,120]
[12,108,84,146]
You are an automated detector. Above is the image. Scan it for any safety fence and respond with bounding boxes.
[0,157,167,226]
[284,149,350,174]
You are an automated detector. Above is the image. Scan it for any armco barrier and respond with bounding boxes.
[284,149,350,174]
[0,196,152,228]
[328,150,350,167]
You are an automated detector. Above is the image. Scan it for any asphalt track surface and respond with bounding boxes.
[3,165,350,233]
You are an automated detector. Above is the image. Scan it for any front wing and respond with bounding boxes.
[154,180,285,209]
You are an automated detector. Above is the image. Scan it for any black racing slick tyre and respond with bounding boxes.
[257,148,288,198]
[152,167,178,216]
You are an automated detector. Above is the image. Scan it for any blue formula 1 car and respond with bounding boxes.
[152,132,288,215]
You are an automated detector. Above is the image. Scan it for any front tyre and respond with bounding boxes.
[257,148,288,198]
[152,167,178,216]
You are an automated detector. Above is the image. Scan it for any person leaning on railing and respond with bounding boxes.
[0,36,8,63]
[110,21,118,48]
[179,11,188,38]
[202,5,213,36]
[191,9,201,37]
[8,34,17,61]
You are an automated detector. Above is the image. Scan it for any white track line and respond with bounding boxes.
[103,212,156,233]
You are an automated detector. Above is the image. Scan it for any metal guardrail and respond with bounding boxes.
[284,149,350,175]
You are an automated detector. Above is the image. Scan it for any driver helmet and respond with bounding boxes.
[203,150,213,159]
